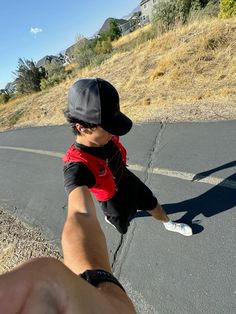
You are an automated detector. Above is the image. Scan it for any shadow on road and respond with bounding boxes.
[133,162,236,235]
[191,160,236,182]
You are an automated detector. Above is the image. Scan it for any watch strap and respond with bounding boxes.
[80,269,125,292]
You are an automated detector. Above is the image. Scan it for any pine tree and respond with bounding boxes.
[14,58,45,94]
[107,19,122,41]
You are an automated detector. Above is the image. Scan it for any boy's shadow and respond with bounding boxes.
[133,161,236,235]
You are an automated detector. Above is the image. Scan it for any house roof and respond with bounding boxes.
[4,81,17,92]
[65,38,89,57]
[98,18,127,35]
[122,5,141,20]
[131,11,141,19]
[36,55,58,68]
[65,43,79,56]
[140,0,150,6]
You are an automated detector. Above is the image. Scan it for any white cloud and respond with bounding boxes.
[30,27,43,35]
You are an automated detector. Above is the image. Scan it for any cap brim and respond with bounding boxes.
[102,112,133,136]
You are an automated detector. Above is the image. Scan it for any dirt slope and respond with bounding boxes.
[0,17,235,132]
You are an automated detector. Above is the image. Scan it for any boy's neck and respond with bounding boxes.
[76,136,101,147]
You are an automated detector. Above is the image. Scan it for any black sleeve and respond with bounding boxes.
[63,162,96,194]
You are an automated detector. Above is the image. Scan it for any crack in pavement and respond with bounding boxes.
[111,123,166,277]
[112,221,137,278]
[111,234,124,270]
[143,122,166,185]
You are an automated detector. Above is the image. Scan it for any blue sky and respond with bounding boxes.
[0,0,140,89]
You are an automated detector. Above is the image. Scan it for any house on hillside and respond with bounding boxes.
[65,38,90,63]
[140,0,158,25]
[119,11,141,35]
[36,55,64,68]
[65,43,79,63]
[98,15,142,37]
[4,81,17,93]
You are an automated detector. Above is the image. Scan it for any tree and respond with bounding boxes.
[99,19,122,42]
[14,58,46,94]
[107,19,122,41]
[73,37,97,69]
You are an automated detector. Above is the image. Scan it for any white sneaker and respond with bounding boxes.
[105,216,117,230]
[164,221,193,236]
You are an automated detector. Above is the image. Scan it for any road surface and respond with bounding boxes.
[0,121,235,314]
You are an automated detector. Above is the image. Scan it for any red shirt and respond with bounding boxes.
[63,136,127,201]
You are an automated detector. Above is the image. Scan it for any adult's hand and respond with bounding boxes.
[0,250,135,314]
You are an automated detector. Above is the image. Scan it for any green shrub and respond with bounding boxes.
[0,91,11,104]
[40,62,67,90]
[95,38,112,54]
[40,77,54,90]
[152,1,220,33]
[189,0,220,20]
[0,94,6,104]
[204,0,220,16]
[219,0,236,17]
[152,0,192,34]
[73,39,97,69]
[8,109,24,125]
[90,53,113,67]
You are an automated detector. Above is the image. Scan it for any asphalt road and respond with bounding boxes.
[0,121,235,314]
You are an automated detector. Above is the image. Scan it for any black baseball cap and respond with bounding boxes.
[67,78,132,136]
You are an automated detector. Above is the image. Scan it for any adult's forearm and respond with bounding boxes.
[62,186,111,274]
[62,213,111,274]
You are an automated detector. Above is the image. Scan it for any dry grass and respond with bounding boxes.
[0,208,61,274]
[0,17,235,131]
[112,24,151,48]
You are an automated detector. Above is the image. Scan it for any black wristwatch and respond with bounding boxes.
[80,269,125,292]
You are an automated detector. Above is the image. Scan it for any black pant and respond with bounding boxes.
[99,169,158,234]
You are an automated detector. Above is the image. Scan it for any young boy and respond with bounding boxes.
[63,78,192,236]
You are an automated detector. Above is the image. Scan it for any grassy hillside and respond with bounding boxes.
[0,17,235,131]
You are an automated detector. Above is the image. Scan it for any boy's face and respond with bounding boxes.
[76,125,113,147]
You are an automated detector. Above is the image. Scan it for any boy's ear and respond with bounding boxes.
[75,123,94,134]
[75,123,85,133]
